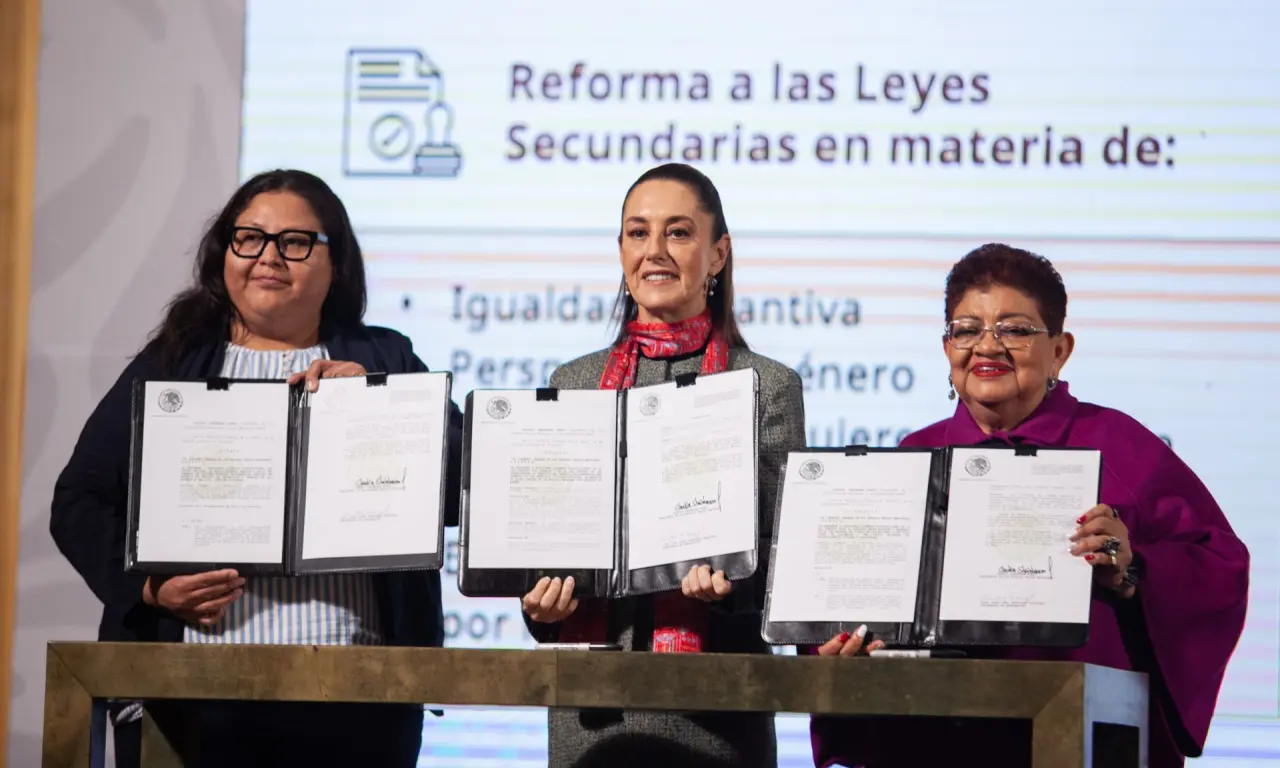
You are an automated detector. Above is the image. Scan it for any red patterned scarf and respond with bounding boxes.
[598,308,730,390]
[559,308,728,647]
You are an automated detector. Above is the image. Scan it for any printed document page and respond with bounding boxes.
[938,447,1100,624]
[135,381,289,564]
[299,372,450,560]
[767,451,933,624]
[624,368,758,570]
[466,389,618,569]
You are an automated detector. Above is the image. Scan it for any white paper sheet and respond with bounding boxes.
[938,447,1101,624]
[767,451,933,624]
[299,372,450,561]
[466,389,618,569]
[624,368,758,571]
[135,381,289,564]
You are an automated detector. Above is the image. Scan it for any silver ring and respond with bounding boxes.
[1099,537,1122,557]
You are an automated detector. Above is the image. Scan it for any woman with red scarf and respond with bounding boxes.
[520,163,807,768]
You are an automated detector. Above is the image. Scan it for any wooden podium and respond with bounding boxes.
[42,642,1148,767]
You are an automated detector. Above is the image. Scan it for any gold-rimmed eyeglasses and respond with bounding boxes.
[944,320,1049,350]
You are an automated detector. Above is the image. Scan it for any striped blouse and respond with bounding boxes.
[182,342,383,646]
[115,343,384,725]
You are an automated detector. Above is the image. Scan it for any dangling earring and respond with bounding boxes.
[1046,376,1058,392]
[948,374,956,401]
[706,275,718,297]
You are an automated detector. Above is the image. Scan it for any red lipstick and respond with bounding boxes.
[970,361,1013,378]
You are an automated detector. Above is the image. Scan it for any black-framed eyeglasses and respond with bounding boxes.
[229,226,329,262]
[944,320,1050,350]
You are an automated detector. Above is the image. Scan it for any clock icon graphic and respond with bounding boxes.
[368,113,414,160]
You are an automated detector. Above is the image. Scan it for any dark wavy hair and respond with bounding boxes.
[610,163,747,349]
[145,169,367,372]
[944,243,1068,334]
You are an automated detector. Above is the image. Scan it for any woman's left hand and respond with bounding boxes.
[1069,504,1133,594]
[287,359,368,392]
[681,564,734,602]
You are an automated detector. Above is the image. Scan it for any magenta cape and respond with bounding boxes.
[808,382,1249,768]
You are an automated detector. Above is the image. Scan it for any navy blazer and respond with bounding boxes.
[49,324,463,648]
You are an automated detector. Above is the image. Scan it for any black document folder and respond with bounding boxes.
[457,368,761,599]
[124,371,452,576]
[762,444,1101,649]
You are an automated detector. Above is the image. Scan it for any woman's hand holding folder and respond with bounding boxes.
[816,625,886,657]
[143,569,245,626]
[523,576,579,623]
[286,358,368,392]
[680,564,734,602]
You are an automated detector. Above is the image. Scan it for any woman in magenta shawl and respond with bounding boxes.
[808,243,1249,767]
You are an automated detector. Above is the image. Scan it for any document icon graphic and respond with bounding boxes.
[342,48,463,178]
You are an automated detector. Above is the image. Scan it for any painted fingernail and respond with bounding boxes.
[855,624,867,637]
[1076,515,1086,524]
[839,632,851,642]
[1084,554,1095,562]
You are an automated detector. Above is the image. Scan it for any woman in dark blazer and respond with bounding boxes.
[49,168,463,768]
[519,163,807,768]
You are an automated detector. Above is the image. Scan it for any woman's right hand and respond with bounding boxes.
[816,625,885,656]
[522,576,578,623]
[143,569,244,626]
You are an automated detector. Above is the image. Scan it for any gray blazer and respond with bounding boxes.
[528,344,807,768]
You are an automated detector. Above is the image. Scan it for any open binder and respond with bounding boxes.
[762,443,1102,649]
[125,371,452,576]
[457,368,760,599]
